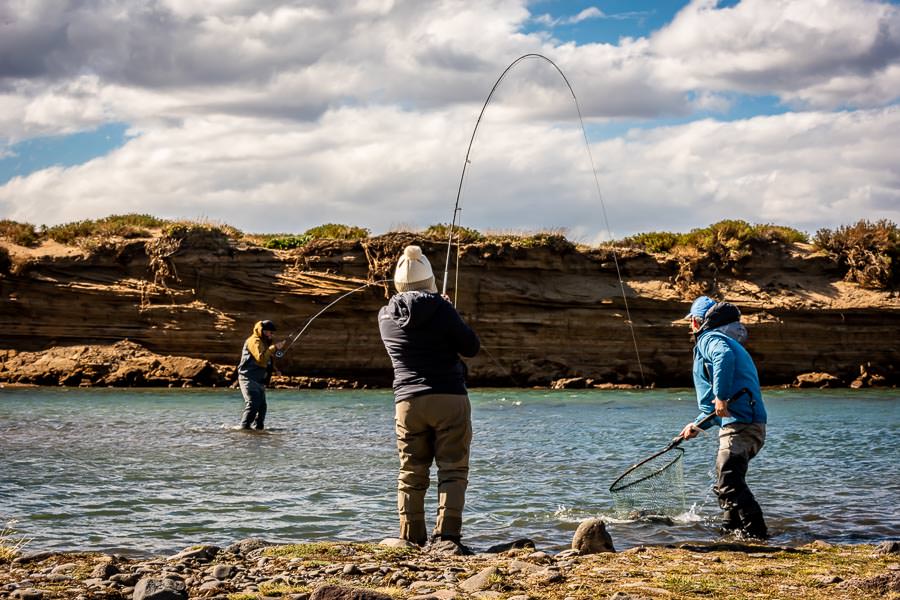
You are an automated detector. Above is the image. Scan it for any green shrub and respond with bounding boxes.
[264,234,312,250]
[0,220,40,247]
[518,232,575,252]
[752,224,808,244]
[44,213,171,245]
[617,220,807,255]
[813,219,900,289]
[619,231,680,253]
[424,223,483,243]
[303,223,369,240]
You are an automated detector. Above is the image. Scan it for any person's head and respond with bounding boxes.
[255,319,277,339]
[393,245,437,293]
[685,295,716,333]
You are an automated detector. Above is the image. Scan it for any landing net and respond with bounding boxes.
[609,446,686,516]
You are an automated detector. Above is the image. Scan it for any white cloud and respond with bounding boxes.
[651,0,900,108]
[1,105,898,239]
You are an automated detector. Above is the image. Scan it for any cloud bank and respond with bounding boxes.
[1,0,898,238]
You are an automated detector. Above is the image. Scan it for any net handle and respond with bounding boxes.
[608,412,717,493]
[665,411,717,451]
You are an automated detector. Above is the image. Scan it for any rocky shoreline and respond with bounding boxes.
[2,534,898,600]
[0,340,894,391]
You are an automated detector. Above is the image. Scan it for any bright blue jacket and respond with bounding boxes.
[692,330,767,429]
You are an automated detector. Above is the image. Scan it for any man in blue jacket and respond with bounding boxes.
[378,245,480,548]
[679,296,769,539]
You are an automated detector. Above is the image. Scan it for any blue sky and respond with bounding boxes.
[1,0,899,238]
[523,0,702,43]
[0,124,128,185]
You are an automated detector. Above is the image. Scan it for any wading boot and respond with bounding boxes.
[739,508,769,540]
[399,520,427,547]
[720,508,741,535]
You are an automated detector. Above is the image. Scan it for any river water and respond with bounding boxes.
[1,387,897,556]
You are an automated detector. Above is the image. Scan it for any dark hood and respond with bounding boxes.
[385,291,444,329]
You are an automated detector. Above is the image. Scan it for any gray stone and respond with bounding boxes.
[11,552,55,565]
[507,560,543,575]
[342,563,361,575]
[483,539,535,554]
[471,592,502,600]
[309,584,394,600]
[458,566,498,594]
[50,563,77,574]
[199,580,223,592]
[91,561,120,579]
[528,566,563,584]
[167,545,220,563]
[111,573,140,586]
[10,589,44,600]
[507,596,531,600]
[427,539,472,556]
[377,538,416,549]
[226,538,273,555]
[875,541,900,555]
[410,591,457,600]
[572,518,615,554]
[132,577,188,600]
[810,575,843,585]
[212,564,236,580]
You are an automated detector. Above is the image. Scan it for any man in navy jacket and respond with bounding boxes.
[378,245,480,547]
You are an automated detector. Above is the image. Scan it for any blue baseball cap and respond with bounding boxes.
[685,296,716,319]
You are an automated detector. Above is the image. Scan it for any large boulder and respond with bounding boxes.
[132,577,187,600]
[572,518,615,554]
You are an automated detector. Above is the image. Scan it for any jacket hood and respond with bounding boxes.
[385,291,443,329]
[252,321,265,337]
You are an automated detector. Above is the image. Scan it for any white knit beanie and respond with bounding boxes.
[394,245,437,293]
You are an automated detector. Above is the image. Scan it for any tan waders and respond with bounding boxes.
[394,393,472,545]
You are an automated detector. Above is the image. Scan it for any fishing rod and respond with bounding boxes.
[274,279,391,359]
[441,52,646,385]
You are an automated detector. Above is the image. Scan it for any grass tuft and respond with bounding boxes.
[0,519,29,563]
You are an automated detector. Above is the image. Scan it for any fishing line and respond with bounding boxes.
[442,52,645,385]
[275,279,391,359]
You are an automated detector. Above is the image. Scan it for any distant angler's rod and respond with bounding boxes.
[441,52,645,385]
[275,279,391,358]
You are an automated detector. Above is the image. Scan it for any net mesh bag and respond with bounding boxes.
[609,446,687,516]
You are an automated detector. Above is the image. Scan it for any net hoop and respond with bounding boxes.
[609,446,684,493]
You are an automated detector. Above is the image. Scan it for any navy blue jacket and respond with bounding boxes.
[378,291,480,402]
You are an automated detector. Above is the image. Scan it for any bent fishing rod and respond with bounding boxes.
[441,52,646,385]
[274,279,391,359]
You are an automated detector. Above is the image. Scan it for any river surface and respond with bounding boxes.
[1,387,897,556]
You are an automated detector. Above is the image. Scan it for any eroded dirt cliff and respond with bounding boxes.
[1,232,898,388]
